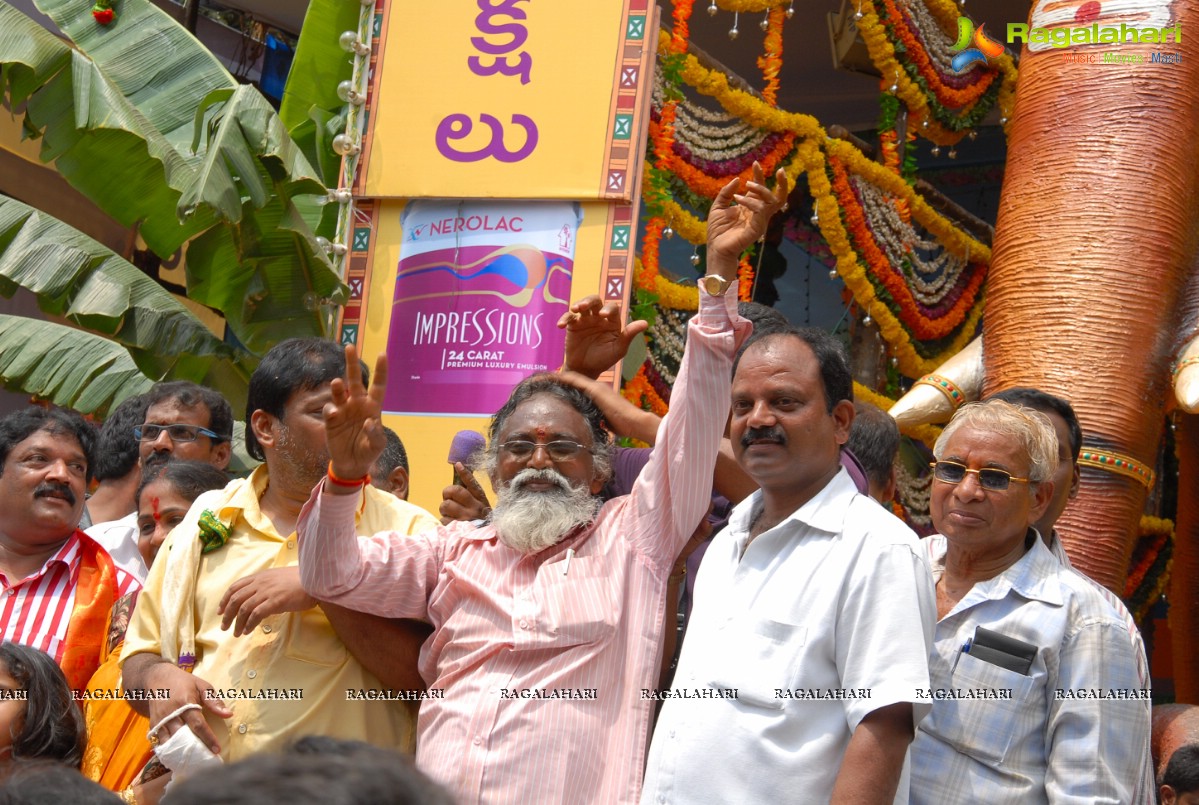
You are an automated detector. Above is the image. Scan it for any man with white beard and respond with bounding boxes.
[296,164,787,805]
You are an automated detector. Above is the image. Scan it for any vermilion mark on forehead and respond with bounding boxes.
[151,497,161,521]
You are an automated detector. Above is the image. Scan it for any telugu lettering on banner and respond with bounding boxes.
[384,200,581,417]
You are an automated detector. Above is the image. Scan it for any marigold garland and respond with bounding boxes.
[738,253,754,302]
[855,0,1018,144]
[642,34,990,377]
[756,6,785,107]
[710,0,791,10]
[829,155,985,340]
[650,116,797,198]
[877,0,994,109]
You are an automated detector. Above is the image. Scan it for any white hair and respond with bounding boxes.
[934,399,1059,483]
[490,468,600,554]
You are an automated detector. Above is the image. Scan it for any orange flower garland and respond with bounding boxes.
[829,155,984,340]
[651,116,797,198]
[738,254,754,302]
[756,6,785,107]
[877,0,995,110]
[854,0,1019,145]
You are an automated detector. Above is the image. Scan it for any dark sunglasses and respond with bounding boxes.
[929,460,1030,492]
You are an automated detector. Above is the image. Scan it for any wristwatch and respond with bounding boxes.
[699,274,734,297]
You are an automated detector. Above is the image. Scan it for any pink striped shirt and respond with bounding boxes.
[0,530,138,661]
[299,290,746,805]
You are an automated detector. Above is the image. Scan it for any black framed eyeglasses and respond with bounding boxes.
[929,460,1030,492]
[500,440,591,462]
[134,424,222,443]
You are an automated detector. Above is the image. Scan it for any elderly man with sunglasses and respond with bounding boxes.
[911,399,1151,804]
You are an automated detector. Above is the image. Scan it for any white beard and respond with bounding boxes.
[490,468,600,554]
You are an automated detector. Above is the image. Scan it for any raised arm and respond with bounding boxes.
[624,163,788,566]
[557,370,758,505]
[296,345,439,619]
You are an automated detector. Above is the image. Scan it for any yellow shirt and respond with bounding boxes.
[120,467,438,760]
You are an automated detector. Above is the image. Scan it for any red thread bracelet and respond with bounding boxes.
[327,462,371,488]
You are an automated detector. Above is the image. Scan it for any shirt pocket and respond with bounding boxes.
[282,608,348,668]
[938,651,1036,765]
[709,619,807,710]
[539,558,617,647]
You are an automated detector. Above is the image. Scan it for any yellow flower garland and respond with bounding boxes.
[855,0,1018,144]
[644,30,989,378]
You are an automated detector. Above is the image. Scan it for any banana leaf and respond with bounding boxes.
[0,7,212,255]
[32,0,235,153]
[280,0,359,187]
[0,196,252,397]
[1,3,346,352]
[0,315,153,415]
[184,194,346,353]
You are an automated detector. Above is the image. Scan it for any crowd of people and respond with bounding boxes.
[0,164,1191,803]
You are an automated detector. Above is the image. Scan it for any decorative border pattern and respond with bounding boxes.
[338,199,376,348]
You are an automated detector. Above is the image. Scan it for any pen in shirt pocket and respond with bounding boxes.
[951,637,972,672]
[562,548,574,576]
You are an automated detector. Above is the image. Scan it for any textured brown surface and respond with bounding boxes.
[983,0,1199,592]
[1173,416,1199,702]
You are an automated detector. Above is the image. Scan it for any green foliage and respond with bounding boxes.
[0,316,153,416]
[0,0,353,416]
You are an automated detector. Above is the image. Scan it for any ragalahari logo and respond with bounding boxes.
[951,17,1005,72]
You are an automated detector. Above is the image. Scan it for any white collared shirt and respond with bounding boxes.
[85,511,147,582]
[642,469,936,804]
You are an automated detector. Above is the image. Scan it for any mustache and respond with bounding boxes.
[34,482,76,506]
[741,426,786,448]
[142,450,170,469]
[509,467,573,493]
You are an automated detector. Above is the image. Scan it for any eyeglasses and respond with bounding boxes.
[499,440,591,462]
[929,460,1030,492]
[134,424,222,443]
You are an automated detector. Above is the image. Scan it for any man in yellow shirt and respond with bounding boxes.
[121,338,438,762]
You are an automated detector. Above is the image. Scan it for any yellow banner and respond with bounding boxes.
[359,1,653,201]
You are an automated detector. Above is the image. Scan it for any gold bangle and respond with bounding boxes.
[120,788,138,805]
[668,567,687,584]
[1078,449,1156,489]
[914,374,967,409]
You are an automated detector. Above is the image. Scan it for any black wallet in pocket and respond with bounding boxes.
[968,626,1037,676]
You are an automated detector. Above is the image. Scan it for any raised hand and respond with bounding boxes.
[558,295,650,380]
[324,344,388,483]
[706,161,789,268]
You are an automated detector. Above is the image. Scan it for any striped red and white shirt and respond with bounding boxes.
[299,289,747,805]
[0,530,139,661]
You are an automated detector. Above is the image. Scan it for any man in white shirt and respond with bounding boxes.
[642,325,936,804]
